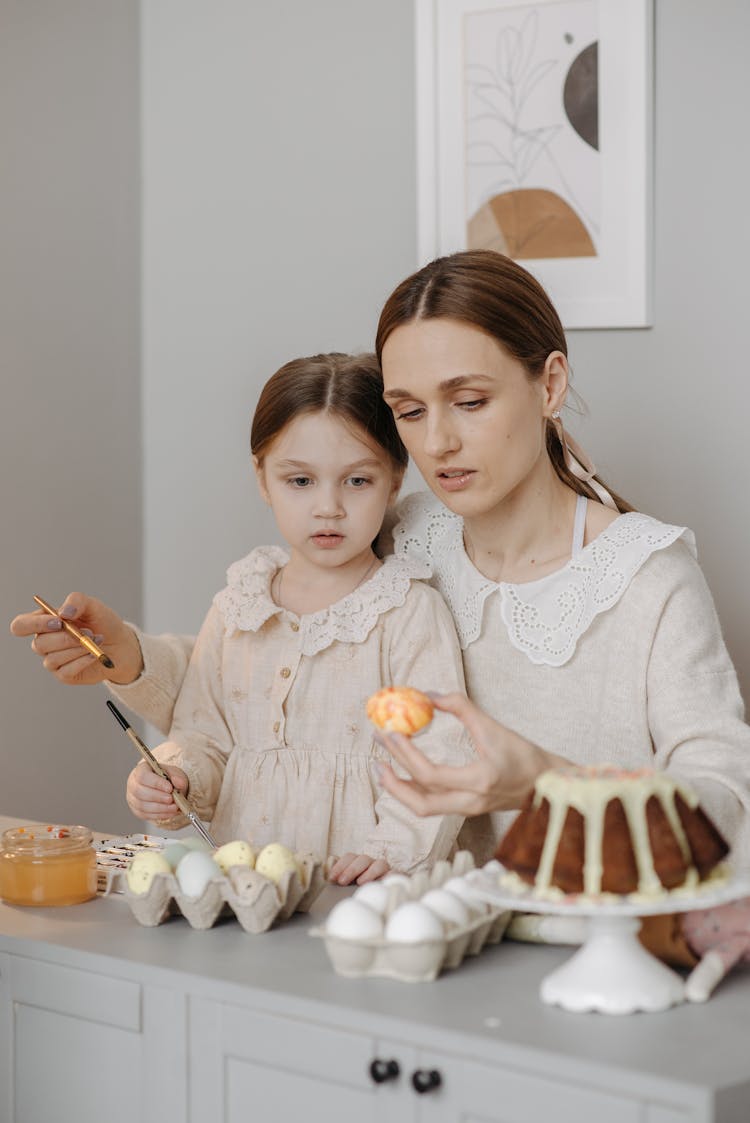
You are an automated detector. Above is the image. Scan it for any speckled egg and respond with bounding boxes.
[175,850,221,898]
[126,851,171,895]
[214,840,256,874]
[326,898,384,940]
[255,843,299,884]
[385,902,445,943]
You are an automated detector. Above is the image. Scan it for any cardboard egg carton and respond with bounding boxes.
[312,852,511,982]
[105,852,331,933]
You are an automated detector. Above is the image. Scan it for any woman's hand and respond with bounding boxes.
[376,692,567,817]
[126,758,189,821]
[10,592,143,685]
[328,853,391,886]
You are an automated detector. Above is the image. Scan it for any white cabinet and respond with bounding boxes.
[188,997,418,1122]
[0,952,185,1123]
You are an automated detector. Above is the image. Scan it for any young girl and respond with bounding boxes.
[123,352,469,884]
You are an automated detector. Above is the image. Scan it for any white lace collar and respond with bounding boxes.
[393,491,695,666]
[213,545,431,656]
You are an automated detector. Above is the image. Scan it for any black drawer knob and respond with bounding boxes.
[369,1058,400,1084]
[411,1068,442,1094]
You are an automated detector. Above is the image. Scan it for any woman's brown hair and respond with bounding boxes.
[375,250,632,513]
[251,351,408,473]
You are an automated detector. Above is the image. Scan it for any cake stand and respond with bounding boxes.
[469,869,750,1015]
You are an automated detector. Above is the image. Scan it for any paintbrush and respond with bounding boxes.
[33,594,115,670]
[105,700,217,849]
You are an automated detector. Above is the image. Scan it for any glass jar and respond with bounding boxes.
[0,825,97,906]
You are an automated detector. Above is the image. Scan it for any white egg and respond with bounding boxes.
[385,902,445,943]
[175,850,221,898]
[419,888,470,929]
[442,876,489,914]
[326,898,384,940]
[352,881,390,914]
[381,872,412,890]
[126,851,171,895]
[255,843,299,884]
[214,840,256,874]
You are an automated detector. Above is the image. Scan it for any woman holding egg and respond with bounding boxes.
[12,251,750,870]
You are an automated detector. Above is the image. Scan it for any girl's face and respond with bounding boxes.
[381,317,566,520]
[254,412,401,571]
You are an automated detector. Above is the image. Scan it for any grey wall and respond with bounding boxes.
[0,1,141,831]
[2,0,749,832]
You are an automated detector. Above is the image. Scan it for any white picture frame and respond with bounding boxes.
[416,0,653,329]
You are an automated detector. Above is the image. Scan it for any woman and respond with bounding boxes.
[11,252,750,866]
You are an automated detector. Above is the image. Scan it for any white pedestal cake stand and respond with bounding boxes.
[469,869,750,1016]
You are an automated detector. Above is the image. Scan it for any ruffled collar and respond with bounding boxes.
[393,491,695,666]
[213,545,431,656]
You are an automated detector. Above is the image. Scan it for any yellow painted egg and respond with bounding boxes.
[126,851,171,895]
[255,843,299,884]
[214,840,256,874]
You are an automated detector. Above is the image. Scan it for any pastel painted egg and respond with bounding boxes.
[175,850,221,899]
[366,687,434,735]
[326,899,384,940]
[181,837,214,853]
[163,842,189,870]
[385,902,444,943]
[126,851,171,895]
[214,840,256,874]
[352,881,390,914]
[420,888,470,929]
[255,843,299,884]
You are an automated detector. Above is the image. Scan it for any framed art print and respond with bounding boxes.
[416,0,653,327]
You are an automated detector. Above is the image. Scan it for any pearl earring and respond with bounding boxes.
[551,409,561,419]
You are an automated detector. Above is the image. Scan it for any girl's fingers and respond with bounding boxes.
[328,852,357,881]
[332,853,373,885]
[356,858,390,884]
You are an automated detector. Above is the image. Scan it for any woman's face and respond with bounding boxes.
[381,317,563,520]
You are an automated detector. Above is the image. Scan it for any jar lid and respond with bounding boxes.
[1,824,93,856]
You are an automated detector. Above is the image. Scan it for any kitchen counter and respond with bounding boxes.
[1,814,749,1123]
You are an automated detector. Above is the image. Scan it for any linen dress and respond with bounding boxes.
[135,548,470,871]
[392,492,750,867]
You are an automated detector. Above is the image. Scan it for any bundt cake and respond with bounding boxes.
[496,765,729,898]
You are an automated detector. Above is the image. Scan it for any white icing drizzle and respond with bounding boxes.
[531,766,700,898]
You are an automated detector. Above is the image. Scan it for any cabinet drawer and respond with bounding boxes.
[217,1003,375,1089]
[420,1051,642,1123]
[10,956,140,1031]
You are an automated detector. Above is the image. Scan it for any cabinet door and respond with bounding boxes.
[1,954,184,1123]
[189,997,416,1123]
[410,1050,645,1123]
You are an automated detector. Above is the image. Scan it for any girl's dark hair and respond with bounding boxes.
[376,250,632,513]
[251,352,408,472]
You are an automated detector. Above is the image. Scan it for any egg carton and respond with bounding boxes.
[104,852,331,933]
[311,852,511,982]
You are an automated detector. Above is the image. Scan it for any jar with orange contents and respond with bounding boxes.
[0,824,97,906]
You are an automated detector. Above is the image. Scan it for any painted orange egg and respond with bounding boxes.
[366,687,434,735]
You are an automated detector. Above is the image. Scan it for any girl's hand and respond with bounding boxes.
[126,758,189,821]
[10,592,143,685]
[376,691,567,817]
[328,853,390,885]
